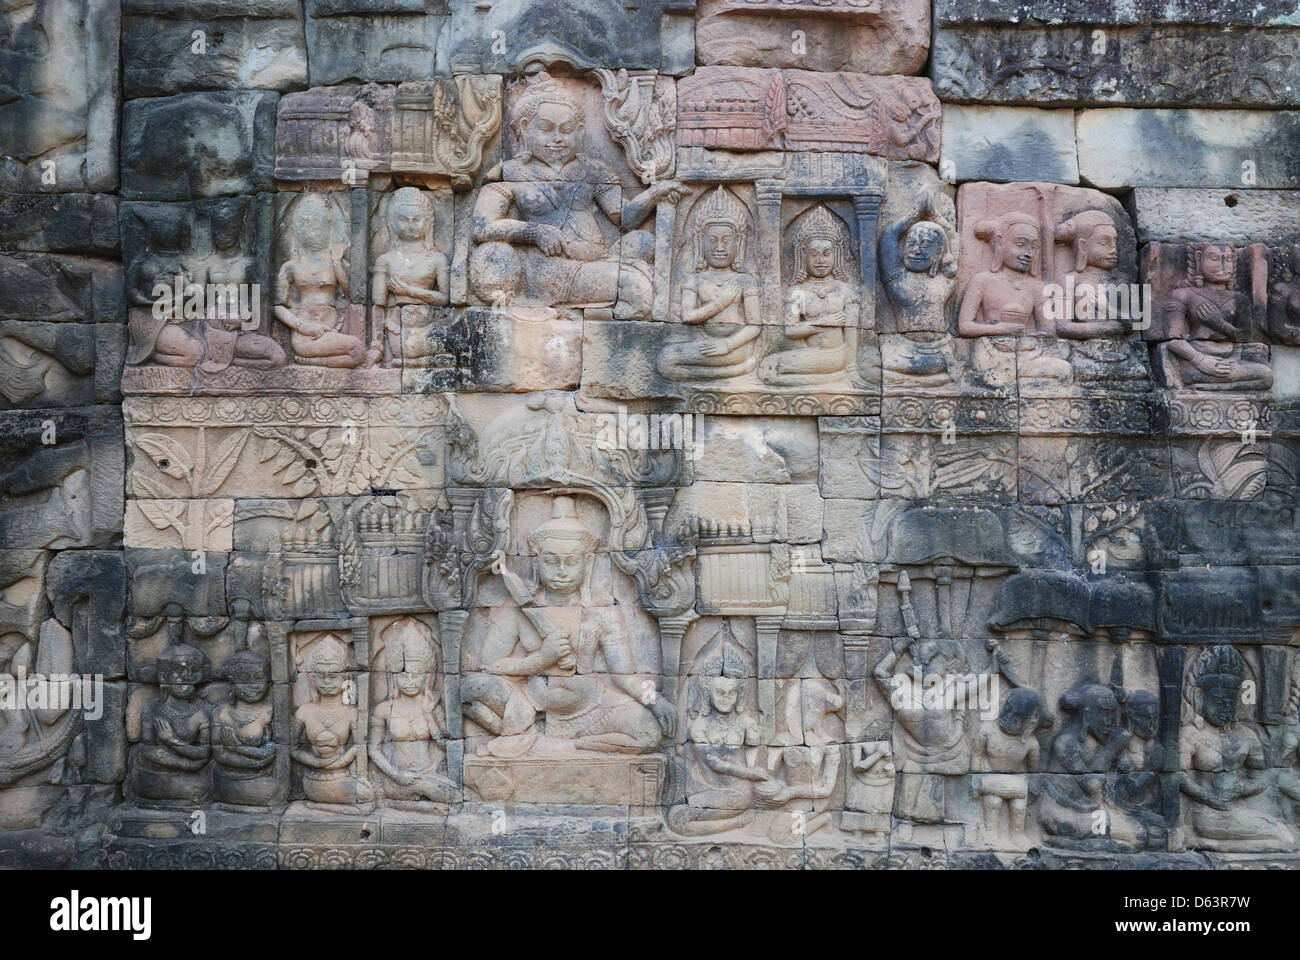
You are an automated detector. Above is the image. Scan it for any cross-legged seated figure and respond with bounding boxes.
[461,496,675,757]
[760,204,858,386]
[657,186,762,383]
[469,72,677,318]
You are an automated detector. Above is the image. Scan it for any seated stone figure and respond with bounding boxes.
[371,187,449,369]
[657,186,762,383]
[880,192,956,386]
[760,204,859,386]
[1177,645,1294,852]
[369,617,457,809]
[959,212,1070,383]
[274,192,374,369]
[1268,243,1300,344]
[130,633,211,808]
[668,674,766,837]
[469,72,677,317]
[291,634,376,814]
[1161,243,1273,392]
[211,601,279,809]
[1053,210,1147,385]
[461,496,675,756]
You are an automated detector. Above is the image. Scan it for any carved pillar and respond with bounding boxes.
[652,200,677,322]
[439,609,469,739]
[851,192,882,326]
[755,613,783,742]
[755,179,785,323]
[656,612,695,681]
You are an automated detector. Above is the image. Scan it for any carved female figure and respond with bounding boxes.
[668,674,766,836]
[125,208,205,369]
[292,633,376,813]
[211,602,278,809]
[1268,244,1300,344]
[369,617,457,808]
[274,192,372,369]
[1054,210,1147,384]
[469,72,677,317]
[760,204,858,386]
[1177,645,1294,852]
[656,186,762,383]
[880,191,956,386]
[371,187,449,368]
[130,632,212,807]
[1162,243,1273,391]
[959,212,1070,382]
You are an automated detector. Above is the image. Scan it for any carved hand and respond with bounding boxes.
[533,225,566,256]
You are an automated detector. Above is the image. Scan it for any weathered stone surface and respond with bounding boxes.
[695,0,929,74]
[0,254,123,322]
[1077,109,1300,189]
[304,0,444,85]
[121,91,278,200]
[0,194,119,254]
[0,0,119,193]
[1127,188,1300,244]
[940,106,1078,185]
[932,25,1300,108]
[123,11,307,96]
[440,0,695,75]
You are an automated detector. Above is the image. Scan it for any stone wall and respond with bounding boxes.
[2,0,1299,870]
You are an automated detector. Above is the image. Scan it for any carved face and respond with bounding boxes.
[536,539,590,595]
[703,224,738,269]
[1200,244,1236,285]
[1083,224,1118,270]
[1000,222,1039,273]
[1127,696,1159,740]
[395,655,431,696]
[395,202,428,243]
[311,664,344,697]
[231,662,269,703]
[1085,694,1118,741]
[805,239,835,279]
[709,677,739,715]
[523,102,580,169]
[998,700,1039,737]
[1199,675,1240,728]
[295,199,332,252]
[903,222,944,273]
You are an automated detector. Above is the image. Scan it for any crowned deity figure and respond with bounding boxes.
[130,630,212,808]
[460,496,675,757]
[657,186,763,383]
[959,212,1071,383]
[469,72,679,317]
[292,633,376,813]
[1176,645,1294,852]
[371,187,449,368]
[274,192,375,369]
[760,204,859,386]
[1160,243,1273,392]
[211,601,279,809]
[369,617,457,808]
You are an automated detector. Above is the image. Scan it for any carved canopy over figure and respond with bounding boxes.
[657,185,762,383]
[469,72,678,316]
[460,495,675,757]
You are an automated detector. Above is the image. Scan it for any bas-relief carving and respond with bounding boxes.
[11,0,1300,869]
